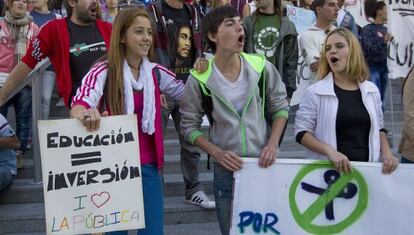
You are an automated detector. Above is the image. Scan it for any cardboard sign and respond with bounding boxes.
[38,115,145,234]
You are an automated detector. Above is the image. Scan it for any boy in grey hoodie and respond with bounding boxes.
[180,6,289,235]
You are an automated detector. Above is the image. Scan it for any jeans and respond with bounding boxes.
[106,164,164,235]
[213,162,234,235]
[0,86,32,152]
[161,94,202,199]
[40,70,56,120]
[369,65,388,102]
[0,168,13,192]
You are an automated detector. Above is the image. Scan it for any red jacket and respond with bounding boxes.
[21,18,112,105]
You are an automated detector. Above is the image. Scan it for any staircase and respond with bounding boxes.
[0,79,405,234]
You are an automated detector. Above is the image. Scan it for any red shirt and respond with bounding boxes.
[21,18,112,105]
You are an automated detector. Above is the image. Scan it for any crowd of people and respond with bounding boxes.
[0,0,411,234]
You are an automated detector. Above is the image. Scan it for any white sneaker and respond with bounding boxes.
[186,191,216,209]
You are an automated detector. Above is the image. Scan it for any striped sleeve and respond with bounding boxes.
[72,61,108,109]
[154,64,184,100]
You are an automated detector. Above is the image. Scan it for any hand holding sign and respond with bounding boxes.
[326,148,352,174]
[70,106,109,132]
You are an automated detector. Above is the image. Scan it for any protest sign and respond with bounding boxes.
[231,158,414,235]
[38,115,144,234]
[286,6,316,106]
[286,6,316,34]
[387,0,414,78]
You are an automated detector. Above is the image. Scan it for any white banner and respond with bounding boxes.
[286,6,317,34]
[387,0,414,78]
[286,6,316,106]
[231,158,414,235]
[38,115,145,234]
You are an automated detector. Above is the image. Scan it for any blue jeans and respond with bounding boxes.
[40,70,56,120]
[401,157,414,164]
[369,65,388,102]
[106,164,164,235]
[0,168,13,192]
[213,162,234,235]
[0,86,32,152]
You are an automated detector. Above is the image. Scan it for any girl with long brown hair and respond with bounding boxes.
[70,8,184,235]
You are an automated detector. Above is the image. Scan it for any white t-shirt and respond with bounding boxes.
[213,58,249,115]
[298,24,336,82]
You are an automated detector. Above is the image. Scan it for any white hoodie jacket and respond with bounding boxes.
[294,72,384,162]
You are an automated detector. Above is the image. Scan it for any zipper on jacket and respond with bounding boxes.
[205,83,257,157]
[239,83,260,156]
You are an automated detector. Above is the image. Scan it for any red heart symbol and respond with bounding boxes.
[91,191,111,208]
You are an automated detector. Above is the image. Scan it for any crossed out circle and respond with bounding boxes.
[289,161,368,234]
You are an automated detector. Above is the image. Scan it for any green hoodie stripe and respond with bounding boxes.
[189,130,204,144]
[272,110,289,120]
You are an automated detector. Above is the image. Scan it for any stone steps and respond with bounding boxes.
[0,196,217,234]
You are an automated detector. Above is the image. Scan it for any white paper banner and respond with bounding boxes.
[231,158,414,235]
[387,0,414,78]
[38,115,145,234]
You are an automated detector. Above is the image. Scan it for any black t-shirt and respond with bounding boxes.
[162,0,195,82]
[334,83,371,162]
[67,19,107,100]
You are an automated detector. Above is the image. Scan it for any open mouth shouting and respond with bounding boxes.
[89,4,97,18]
[330,57,339,64]
[237,35,244,46]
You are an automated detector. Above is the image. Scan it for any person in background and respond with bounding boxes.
[243,0,298,103]
[295,28,398,174]
[360,0,391,102]
[230,0,246,15]
[118,0,145,8]
[50,0,67,17]
[241,0,256,18]
[181,6,288,234]
[0,0,112,108]
[0,113,20,192]
[299,0,312,10]
[0,0,5,16]
[336,0,357,35]
[298,0,338,82]
[193,0,211,17]
[101,0,118,22]
[147,0,216,209]
[398,66,414,163]
[71,8,184,235]
[211,0,229,9]
[0,0,38,169]
[30,0,61,120]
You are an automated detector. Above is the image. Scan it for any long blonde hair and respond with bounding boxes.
[316,28,369,83]
[107,8,155,115]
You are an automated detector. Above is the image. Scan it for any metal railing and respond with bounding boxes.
[5,59,51,183]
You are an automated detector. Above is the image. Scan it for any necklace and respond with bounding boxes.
[127,62,139,70]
